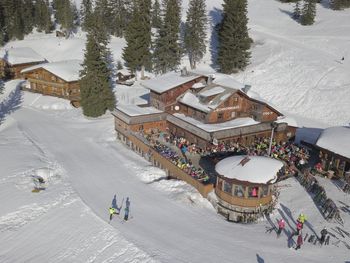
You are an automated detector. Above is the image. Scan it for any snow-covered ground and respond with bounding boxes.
[1,0,350,262]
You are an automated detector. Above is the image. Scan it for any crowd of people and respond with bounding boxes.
[152,141,210,184]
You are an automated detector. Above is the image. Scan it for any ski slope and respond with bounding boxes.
[1,83,349,262]
[1,0,350,262]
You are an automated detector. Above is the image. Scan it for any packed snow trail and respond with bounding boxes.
[9,106,347,263]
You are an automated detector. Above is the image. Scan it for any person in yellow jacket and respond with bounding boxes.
[297,213,307,225]
[109,207,116,221]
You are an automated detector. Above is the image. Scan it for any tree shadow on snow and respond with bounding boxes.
[208,8,223,69]
[278,8,295,21]
[0,83,23,125]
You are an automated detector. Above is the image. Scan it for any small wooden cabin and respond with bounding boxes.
[141,71,207,112]
[215,155,284,222]
[315,126,350,178]
[21,60,82,106]
[117,69,136,86]
[0,47,46,79]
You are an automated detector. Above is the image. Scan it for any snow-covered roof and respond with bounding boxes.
[116,104,163,117]
[173,113,259,132]
[21,60,83,82]
[192,82,206,89]
[117,69,132,75]
[141,72,202,94]
[0,47,46,65]
[199,86,225,97]
[179,85,235,112]
[213,75,245,90]
[276,115,298,127]
[316,126,350,159]
[215,156,284,184]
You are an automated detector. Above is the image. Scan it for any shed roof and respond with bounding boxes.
[0,47,46,65]
[116,104,163,117]
[173,113,259,132]
[21,60,82,82]
[141,72,202,93]
[215,156,283,184]
[316,126,350,159]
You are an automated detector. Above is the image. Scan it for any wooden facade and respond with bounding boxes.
[149,76,207,112]
[178,90,281,124]
[0,59,44,79]
[22,67,81,104]
[112,108,168,134]
[316,146,350,178]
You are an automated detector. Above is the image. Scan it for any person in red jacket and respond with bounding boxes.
[277,218,285,237]
[295,233,303,250]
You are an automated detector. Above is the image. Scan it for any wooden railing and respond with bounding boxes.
[215,187,272,207]
[116,126,214,198]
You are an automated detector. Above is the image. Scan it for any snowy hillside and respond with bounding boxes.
[1,0,350,262]
[3,0,350,126]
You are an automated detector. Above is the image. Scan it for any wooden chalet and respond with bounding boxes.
[21,60,82,106]
[315,126,350,178]
[141,71,207,112]
[0,47,46,79]
[164,75,293,148]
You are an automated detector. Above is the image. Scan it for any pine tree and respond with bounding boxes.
[0,2,6,46]
[184,0,207,69]
[0,80,4,94]
[80,0,93,31]
[330,0,350,10]
[117,60,123,70]
[3,0,25,40]
[109,0,129,37]
[300,0,316,26]
[293,0,301,21]
[153,0,181,74]
[95,0,114,34]
[35,0,53,33]
[22,0,35,35]
[217,0,251,73]
[122,0,152,75]
[152,0,162,28]
[79,15,116,118]
[53,0,76,35]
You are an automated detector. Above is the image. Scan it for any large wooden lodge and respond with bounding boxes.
[21,60,82,106]
[0,47,46,79]
[114,71,295,149]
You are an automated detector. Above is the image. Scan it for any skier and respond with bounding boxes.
[297,213,307,225]
[126,197,130,209]
[109,207,116,221]
[124,206,129,221]
[277,218,285,237]
[295,233,303,250]
[295,221,303,236]
[320,227,328,245]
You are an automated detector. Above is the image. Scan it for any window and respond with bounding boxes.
[248,186,259,198]
[262,185,269,197]
[234,185,245,197]
[223,181,232,194]
[218,113,224,121]
[231,112,236,118]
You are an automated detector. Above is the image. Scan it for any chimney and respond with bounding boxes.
[243,84,251,93]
